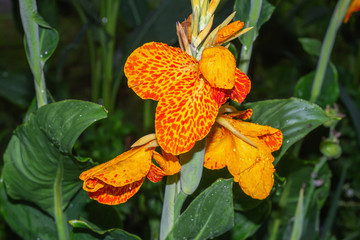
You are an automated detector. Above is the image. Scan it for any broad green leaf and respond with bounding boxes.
[235,0,275,49]
[2,100,107,216]
[244,98,330,165]
[180,140,205,195]
[166,179,234,240]
[298,38,322,56]
[70,219,141,240]
[0,180,57,239]
[0,71,34,107]
[232,199,271,240]
[294,64,339,107]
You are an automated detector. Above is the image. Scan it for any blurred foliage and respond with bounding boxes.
[0,0,359,239]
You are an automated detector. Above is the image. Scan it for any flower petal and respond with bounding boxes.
[199,46,236,89]
[229,119,283,152]
[204,124,232,169]
[125,42,199,101]
[155,79,219,155]
[87,178,145,205]
[152,150,181,175]
[215,20,244,45]
[226,134,275,200]
[344,0,360,23]
[80,146,153,188]
[147,163,166,183]
[230,68,251,104]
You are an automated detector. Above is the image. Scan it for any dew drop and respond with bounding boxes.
[102,17,108,23]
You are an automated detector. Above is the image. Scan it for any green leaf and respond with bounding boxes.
[290,187,304,240]
[244,98,330,165]
[70,219,141,240]
[232,199,271,240]
[294,64,339,107]
[235,0,275,49]
[179,140,205,195]
[298,38,322,56]
[2,100,107,216]
[0,180,57,239]
[24,12,59,66]
[166,179,234,240]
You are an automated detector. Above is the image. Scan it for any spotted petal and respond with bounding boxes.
[230,68,251,104]
[155,79,219,155]
[125,42,199,101]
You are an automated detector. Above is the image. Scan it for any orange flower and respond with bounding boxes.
[344,0,360,23]
[125,43,250,155]
[204,109,283,200]
[80,140,181,205]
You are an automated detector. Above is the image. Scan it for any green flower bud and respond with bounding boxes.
[320,139,342,158]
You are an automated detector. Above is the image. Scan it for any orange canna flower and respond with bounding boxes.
[125,43,250,155]
[204,109,283,200]
[80,141,181,205]
[344,0,360,23]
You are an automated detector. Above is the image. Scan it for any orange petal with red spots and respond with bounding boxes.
[215,21,244,45]
[344,0,360,23]
[152,151,181,175]
[204,124,232,170]
[155,79,219,155]
[125,42,199,101]
[228,109,253,120]
[199,46,236,90]
[229,119,282,152]
[87,178,145,205]
[230,68,251,104]
[80,146,153,188]
[147,163,166,183]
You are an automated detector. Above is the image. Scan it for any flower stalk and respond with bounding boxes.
[310,0,351,103]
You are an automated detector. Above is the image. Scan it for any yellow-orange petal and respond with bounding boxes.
[87,178,145,205]
[229,119,282,152]
[147,163,166,183]
[204,124,232,170]
[199,46,236,89]
[181,14,192,42]
[215,20,244,45]
[230,68,251,104]
[80,145,153,187]
[155,79,219,155]
[227,109,253,120]
[225,133,275,200]
[344,0,360,23]
[125,42,199,101]
[152,150,181,175]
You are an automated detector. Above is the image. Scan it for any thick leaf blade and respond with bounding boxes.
[244,98,329,164]
[2,100,107,216]
[166,179,234,240]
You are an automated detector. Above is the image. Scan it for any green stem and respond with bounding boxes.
[160,174,180,240]
[54,157,69,240]
[19,0,47,108]
[101,0,120,112]
[310,0,351,103]
[238,0,263,74]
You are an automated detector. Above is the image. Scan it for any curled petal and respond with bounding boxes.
[80,146,153,188]
[227,109,253,120]
[125,42,199,101]
[147,164,166,183]
[199,46,236,89]
[155,79,219,155]
[344,0,360,23]
[230,69,251,104]
[87,178,145,205]
[152,151,181,175]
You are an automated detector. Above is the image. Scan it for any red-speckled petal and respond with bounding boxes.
[125,42,199,101]
[155,79,219,155]
[152,151,181,175]
[230,68,251,104]
[87,178,145,205]
[147,163,166,183]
